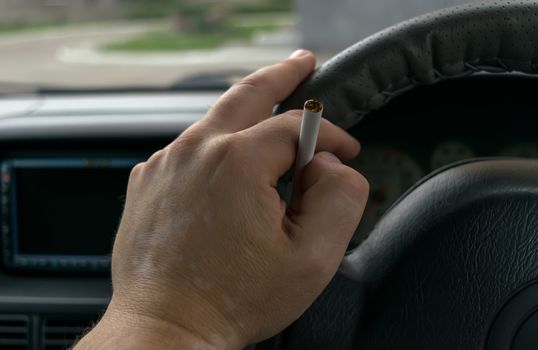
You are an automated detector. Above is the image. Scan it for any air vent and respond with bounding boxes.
[0,314,29,350]
[42,316,97,350]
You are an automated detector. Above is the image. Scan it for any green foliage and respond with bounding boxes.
[122,0,293,19]
[230,0,294,13]
[103,22,277,52]
[103,30,222,51]
[110,0,290,51]
[0,21,61,34]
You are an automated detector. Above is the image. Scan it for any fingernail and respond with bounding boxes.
[289,49,310,59]
[318,152,341,164]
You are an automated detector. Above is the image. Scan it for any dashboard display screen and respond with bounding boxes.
[1,159,139,271]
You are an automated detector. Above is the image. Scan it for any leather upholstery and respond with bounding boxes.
[273,1,538,349]
[278,0,538,128]
[341,160,538,348]
[282,274,363,349]
[281,159,538,349]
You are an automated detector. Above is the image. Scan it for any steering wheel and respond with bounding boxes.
[272,1,538,349]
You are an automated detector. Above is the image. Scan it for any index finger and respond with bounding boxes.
[237,110,360,186]
[203,50,316,133]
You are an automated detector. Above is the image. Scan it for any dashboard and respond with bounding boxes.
[0,74,536,349]
[0,92,218,350]
[347,74,538,247]
[349,141,538,247]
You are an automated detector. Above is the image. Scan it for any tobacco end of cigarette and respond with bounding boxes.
[304,99,323,113]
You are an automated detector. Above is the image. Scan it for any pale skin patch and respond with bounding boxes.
[203,212,212,227]
[244,249,255,258]
[193,276,212,291]
[221,295,237,313]
[187,262,198,272]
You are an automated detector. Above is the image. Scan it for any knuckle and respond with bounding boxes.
[343,169,369,197]
[169,128,204,154]
[206,134,259,179]
[146,149,165,164]
[211,134,247,163]
[327,166,369,202]
[353,171,370,194]
[129,162,145,178]
[236,73,268,95]
[279,111,332,132]
[271,110,302,133]
[305,156,327,175]
[347,179,369,207]
[235,63,284,95]
[319,117,335,129]
[281,109,302,119]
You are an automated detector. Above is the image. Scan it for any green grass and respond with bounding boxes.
[125,0,293,19]
[0,22,62,34]
[104,31,222,51]
[230,0,294,14]
[103,23,277,52]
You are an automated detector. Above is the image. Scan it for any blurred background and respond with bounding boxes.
[0,0,475,89]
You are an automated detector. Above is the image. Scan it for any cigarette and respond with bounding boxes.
[290,99,323,211]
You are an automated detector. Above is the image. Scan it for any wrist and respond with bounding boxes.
[74,305,236,350]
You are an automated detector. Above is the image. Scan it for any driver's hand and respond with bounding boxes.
[75,50,368,349]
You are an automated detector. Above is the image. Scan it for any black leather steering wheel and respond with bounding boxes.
[273,1,538,349]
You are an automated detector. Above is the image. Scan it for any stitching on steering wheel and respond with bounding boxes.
[356,57,538,122]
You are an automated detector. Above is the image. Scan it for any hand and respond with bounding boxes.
[75,50,369,349]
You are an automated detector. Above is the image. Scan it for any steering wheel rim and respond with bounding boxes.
[276,1,538,349]
[279,0,538,128]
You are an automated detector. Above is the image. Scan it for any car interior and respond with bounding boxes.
[1,0,538,349]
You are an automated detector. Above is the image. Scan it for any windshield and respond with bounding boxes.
[0,0,471,91]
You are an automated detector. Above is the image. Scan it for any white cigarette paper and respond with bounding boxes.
[290,99,323,211]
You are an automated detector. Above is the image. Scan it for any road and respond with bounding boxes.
[0,20,297,89]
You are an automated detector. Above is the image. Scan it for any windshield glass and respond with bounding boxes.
[0,0,471,90]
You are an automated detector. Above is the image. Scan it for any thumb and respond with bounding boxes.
[289,152,369,256]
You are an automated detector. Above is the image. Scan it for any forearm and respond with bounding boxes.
[73,309,222,350]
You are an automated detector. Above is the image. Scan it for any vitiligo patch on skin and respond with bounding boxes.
[202,212,212,227]
[193,276,212,290]
[222,295,237,312]
[187,262,198,272]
